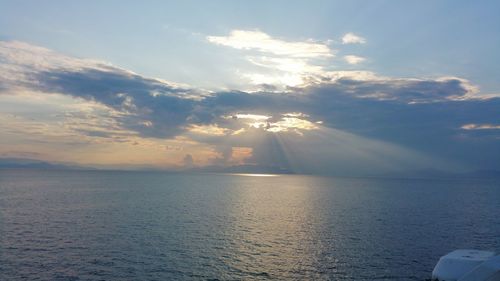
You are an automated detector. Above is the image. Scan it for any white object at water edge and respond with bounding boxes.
[432,249,500,281]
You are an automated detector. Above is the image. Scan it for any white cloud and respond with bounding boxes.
[187,124,229,136]
[243,73,305,88]
[266,117,318,135]
[207,30,374,88]
[243,56,327,87]
[283,112,309,118]
[233,114,271,120]
[344,55,366,65]
[247,56,324,74]
[461,124,500,130]
[207,30,334,58]
[225,111,319,135]
[342,32,366,44]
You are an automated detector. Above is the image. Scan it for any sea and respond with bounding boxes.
[0,169,499,280]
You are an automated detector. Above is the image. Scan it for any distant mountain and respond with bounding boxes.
[462,169,500,179]
[377,168,500,179]
[0,158,87,170]
[1,158,498,178]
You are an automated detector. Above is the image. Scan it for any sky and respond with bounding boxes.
[0,0,499,175]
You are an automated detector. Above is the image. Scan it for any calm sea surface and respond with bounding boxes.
[0,170,499,280]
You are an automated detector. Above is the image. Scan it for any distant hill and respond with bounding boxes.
[1,158,498,178]
[0,158,87,170]
[463,169,500,179]
[377,168,500,180]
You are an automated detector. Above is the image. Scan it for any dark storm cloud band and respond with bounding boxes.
[1,40,499,170]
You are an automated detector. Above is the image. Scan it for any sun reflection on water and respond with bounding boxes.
[230,173,280,177]
[221,175,324,279]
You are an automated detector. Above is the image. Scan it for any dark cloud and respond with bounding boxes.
[2,40,500,173]
[301,83,500,169]
[32,68,198,138]
[26,67,500,171]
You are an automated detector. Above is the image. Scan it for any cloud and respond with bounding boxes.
[315,76,481,103]
[207,30,333,58]
[232,113,271,120]
[266,116,318,134]
[344,55,366,65]
[183,154,194,167]
[461,123,500,130]
[2,40,500,173]
[342,32,366,44]
[31,68,199,138]
[207,30,338,89]
[0,41,208,138]
[188,124,229,136]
